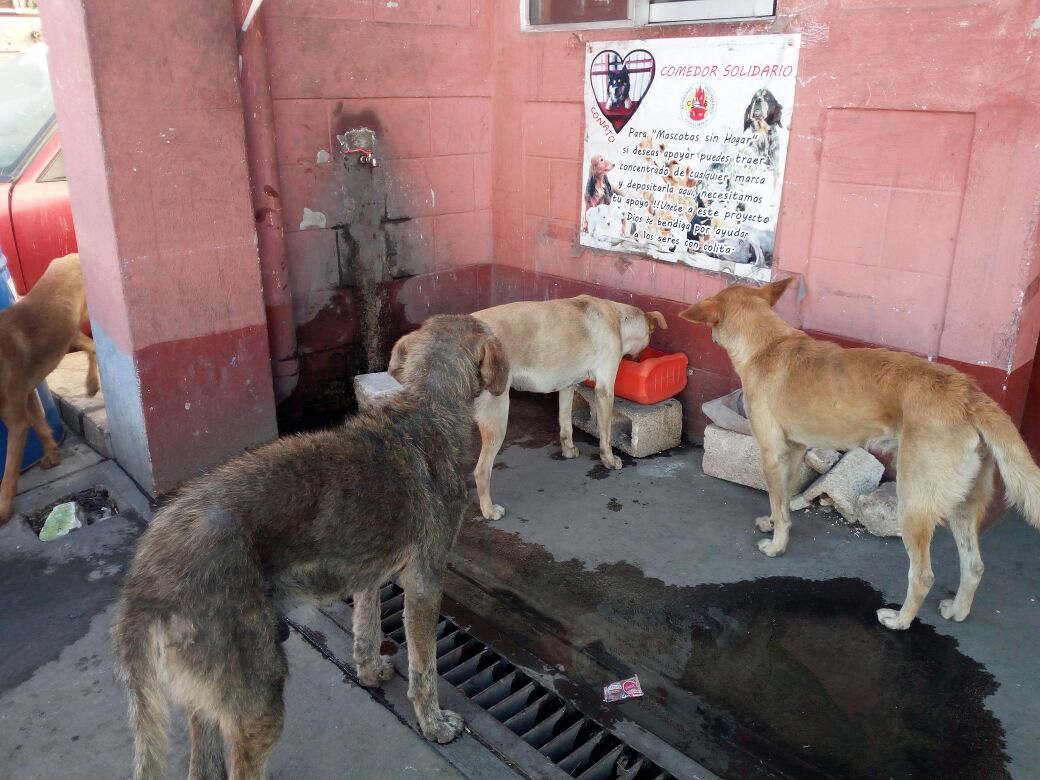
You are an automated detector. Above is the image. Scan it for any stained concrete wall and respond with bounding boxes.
[39,0,277,495]
[263,0,496,390]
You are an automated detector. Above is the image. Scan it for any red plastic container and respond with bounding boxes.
[584,348,688,404]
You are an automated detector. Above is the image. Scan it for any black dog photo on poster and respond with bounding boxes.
[743,87,785,173]
[589,49,654,132]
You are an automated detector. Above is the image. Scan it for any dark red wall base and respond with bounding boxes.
[291,262,1034,453]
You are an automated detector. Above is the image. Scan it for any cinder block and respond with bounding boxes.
[799,448,884,520]
[805,447,841,474]
[701,424,815,497]
[853,481,901,537]
[354,372,403,411]
[572,385,681,458]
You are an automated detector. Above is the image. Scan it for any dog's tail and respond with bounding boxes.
[972,393,1040,529]
[111,604,169,780]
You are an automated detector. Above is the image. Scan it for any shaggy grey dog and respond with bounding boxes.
[112,315,508,780]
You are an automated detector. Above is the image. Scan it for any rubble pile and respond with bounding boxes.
[702,390,900,537]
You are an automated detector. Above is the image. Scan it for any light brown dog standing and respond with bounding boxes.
[681,278,1040,629]
[0,253,98,522]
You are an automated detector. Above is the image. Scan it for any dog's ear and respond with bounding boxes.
[760,277,793,306]
[479,335,509,396]
[645,311,668,332]
[770,98,783,128]
[388,332,415,381]
[679,300,720,327]
[743,101,753,132]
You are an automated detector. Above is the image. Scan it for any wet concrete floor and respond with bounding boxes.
[447,393,1040,779]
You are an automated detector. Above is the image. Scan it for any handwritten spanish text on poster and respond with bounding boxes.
[581,35,801,281]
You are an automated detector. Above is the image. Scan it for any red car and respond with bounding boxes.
[0,43,76,296]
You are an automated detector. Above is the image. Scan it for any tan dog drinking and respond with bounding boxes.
[391,296,667,521]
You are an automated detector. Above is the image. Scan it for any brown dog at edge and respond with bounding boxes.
[112,315,508,780]
[0,253,98,522]
[390,296,667,521]
[680,278,1040,629]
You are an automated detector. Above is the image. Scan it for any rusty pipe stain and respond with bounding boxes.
[235,0,299,401]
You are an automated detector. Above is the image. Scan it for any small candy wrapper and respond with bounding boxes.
[603,674,643,703]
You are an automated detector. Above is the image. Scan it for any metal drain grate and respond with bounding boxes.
[369,583,674,780]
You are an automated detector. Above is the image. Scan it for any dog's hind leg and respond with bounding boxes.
[224,661,285,780]
[940,453,994,622]
[227,702,283,780]
[473,390,509,520]
[27,390,60,468]
[878,426,980,630]
[400,561,463,744]
[352,586,394,687]
[877,507,938,630]
[0,406,29,523]
[71,331,100,397]
[188,710,227,780]
[558,387,579,458]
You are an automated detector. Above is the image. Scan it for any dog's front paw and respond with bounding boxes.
[939,599,969,622]
[482,504,505,521]
[757,538,786,557]
[755,515,774,532]
[601,453,622,470]
[420,709,464,744]
[40,451,61,469]
[561,444,579,459]
[86,378,100,397]
[357,655,394,687]
[876,608,911,630]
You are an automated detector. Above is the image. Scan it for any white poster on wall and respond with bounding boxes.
[580,34,801,281]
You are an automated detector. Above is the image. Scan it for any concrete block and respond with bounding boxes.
[805,447,841,474]
[853,481,901,537]
[800,448,884,520]
[700,424,815,497]
[83,407,113,460]
[354,372,403,412]
[572,385,682,458]
[47,352,111,457]
[57,397,83,436]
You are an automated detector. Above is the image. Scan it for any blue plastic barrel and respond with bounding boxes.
[0,250,64,478]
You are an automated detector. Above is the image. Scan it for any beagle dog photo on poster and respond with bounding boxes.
[581,35,801,281]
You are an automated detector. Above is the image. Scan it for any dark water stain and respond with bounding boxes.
[586,463,615,480]
[492,462,509,471]
[0,513,146,693]
[451,523,1009,780]
[607,498,623,512]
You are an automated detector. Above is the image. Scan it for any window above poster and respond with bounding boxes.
[524,0,776,32]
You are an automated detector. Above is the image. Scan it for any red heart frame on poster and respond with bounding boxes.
[590,49,656,133]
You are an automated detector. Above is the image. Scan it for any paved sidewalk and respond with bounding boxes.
[0,435,515,780]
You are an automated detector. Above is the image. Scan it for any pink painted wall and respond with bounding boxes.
[490,0,1040,414]
[262,0,495,384]
[41,0,277,494]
